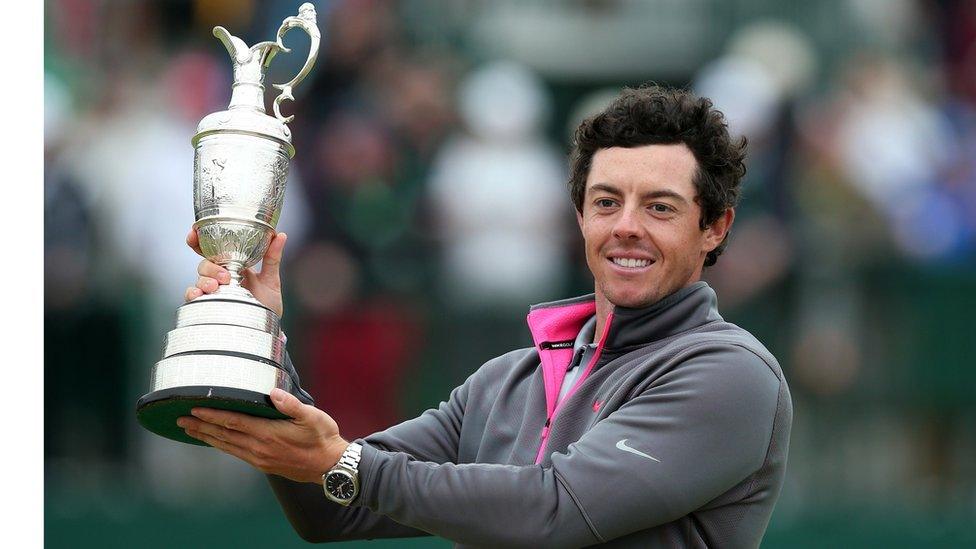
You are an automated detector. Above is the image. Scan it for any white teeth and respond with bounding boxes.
[612,257,651,268]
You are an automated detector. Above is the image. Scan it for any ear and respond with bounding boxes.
[703,208,735,253]
[576,209,584,233]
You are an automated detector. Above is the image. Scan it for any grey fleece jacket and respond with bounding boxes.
[268,282,792,548]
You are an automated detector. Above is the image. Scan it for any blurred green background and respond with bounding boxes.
[44,0,976,546]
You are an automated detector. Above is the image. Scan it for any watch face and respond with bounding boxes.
[326,471,356,501]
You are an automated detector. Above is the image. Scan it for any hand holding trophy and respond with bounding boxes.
[136,4,320,446]
[185,228,286,319]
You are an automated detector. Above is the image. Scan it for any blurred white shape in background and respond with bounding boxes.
[727,20,817,101]
[696,20,817,142]
[834,59,950,220]
[460,58,551,141]
[428,60,568,309]
[695,55,779,142]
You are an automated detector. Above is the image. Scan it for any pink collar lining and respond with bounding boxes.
[526,301,597,419]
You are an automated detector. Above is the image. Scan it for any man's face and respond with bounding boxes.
[577,144,732,310]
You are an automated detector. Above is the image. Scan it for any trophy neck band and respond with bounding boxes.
[229,82,267,113]
[226,263,245,285]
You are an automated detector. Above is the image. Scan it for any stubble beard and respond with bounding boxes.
[598,278,667,310]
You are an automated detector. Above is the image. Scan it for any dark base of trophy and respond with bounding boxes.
[136,386,289,446]
[136,286,294,446]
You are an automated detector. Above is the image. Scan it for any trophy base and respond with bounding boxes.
[136,386,289,446]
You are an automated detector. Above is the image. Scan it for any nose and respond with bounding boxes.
[611,206,641,240]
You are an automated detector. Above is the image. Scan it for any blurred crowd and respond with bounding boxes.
[45,0,976,540]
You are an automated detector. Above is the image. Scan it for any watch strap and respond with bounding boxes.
[335,441,362,472]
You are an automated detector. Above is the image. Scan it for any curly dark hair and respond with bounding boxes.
[568,85,746,267]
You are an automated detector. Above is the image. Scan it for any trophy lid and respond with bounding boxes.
[191,3,320,157]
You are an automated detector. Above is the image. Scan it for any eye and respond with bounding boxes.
[595,198,617,208]
[650,203,674,214]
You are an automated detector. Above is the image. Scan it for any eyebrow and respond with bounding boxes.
[587,183,690,205]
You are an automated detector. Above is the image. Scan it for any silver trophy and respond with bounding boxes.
[137,4,320,445]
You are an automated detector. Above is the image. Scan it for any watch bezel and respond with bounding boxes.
[323,467,359,505]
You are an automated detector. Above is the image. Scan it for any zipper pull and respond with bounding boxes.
[540,418,551,439]
[568,346,585,371]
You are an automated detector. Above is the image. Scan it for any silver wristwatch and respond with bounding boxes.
[322,442,362,506]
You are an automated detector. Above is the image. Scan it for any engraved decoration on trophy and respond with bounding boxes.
[136,3,320,445]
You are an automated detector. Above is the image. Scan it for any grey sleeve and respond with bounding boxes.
[267,359,475,542]
[352,344,784,548]
[266,476,427,543]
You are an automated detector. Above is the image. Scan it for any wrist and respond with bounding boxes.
[321,437,350,480]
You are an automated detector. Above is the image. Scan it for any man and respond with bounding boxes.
[179,85,792,547]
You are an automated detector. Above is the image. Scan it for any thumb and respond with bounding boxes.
[271,388,306,420]
[259,232,287,281]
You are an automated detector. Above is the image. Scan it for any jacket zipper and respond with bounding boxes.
[540,418,551,442]
[535,311,613,464]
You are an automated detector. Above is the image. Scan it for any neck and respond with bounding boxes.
[593,293,613,344]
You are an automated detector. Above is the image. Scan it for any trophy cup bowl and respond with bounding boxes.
[192,127,291,278]
[136,3,320,445]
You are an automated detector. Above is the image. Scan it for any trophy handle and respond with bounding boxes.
[271,3,321,124]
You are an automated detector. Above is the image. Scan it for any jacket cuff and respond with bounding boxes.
[352,439,382,509]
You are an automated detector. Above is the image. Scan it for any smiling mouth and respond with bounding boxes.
[609,257,655,269]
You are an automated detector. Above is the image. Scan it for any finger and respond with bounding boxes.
[258,232,287,280]
[190,407,270,435]
[195,276,221,294]
[180,416,256,448]
[197,259,230,283]
[270,388,307,421]
[185,428,256,464]
[186,228,203,256]
[185,286,203,302]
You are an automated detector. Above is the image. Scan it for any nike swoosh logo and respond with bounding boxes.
[616,439,660,462]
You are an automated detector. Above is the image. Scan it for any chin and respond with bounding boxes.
[603,287,664,310]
